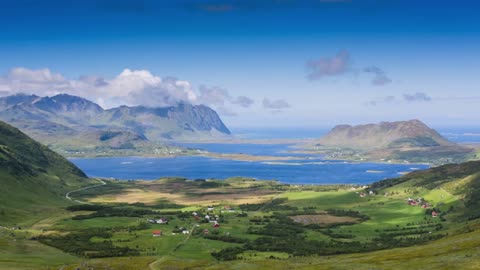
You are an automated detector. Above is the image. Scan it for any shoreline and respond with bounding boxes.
[67,151,431,166]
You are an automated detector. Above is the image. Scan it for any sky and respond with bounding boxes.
[0,0,479,128]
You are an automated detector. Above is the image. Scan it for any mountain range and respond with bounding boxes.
[0,93,231,153]
[313,120,474,164]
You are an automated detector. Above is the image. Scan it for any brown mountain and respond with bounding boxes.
[318,119,452,150]
[314,120,474,164]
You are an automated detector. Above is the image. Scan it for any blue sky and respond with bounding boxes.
[0,0,479,128]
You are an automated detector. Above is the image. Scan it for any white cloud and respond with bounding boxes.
[0,67,254,112]
[197,85,230,106]
[0,67,71,96]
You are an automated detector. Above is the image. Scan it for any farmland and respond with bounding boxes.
[3,169,480,270]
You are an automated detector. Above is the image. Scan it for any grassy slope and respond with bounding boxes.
[0,120,93,225]
[197,227,480,270]
[2,155,480,269]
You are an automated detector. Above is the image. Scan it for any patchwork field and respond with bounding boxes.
[2,169,480,270]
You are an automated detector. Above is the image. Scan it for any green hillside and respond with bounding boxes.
[370,161,480,219]
[0,120,92,225]
[2,122,480,269]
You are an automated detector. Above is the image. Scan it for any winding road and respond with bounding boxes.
[65,178,106,204]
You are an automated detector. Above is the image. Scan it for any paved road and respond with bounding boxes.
[65,178,106,204]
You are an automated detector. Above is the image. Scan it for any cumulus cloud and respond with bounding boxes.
[0,67,72,96]
[197,85,230,106]
[306,50,350,80]
[363,66,392,86]
[0,67,254,115]
[262,98,291,110]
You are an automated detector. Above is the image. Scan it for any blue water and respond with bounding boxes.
[439,128,480,143]
[71,143,429,185]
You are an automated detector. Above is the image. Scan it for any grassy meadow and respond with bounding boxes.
[2,170,480,270]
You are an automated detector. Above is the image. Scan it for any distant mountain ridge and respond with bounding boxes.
[319,120,452,149]
[0,93,231,152]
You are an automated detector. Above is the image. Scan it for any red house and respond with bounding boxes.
[431,211,438,217]
[152,230,162,237]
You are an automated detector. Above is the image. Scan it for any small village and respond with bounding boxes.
[147,205,236,238]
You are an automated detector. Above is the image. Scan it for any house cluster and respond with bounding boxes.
[407,198,437,217]
[407,197,430,207]
[147,217,169,224]
[358,190,375,198]
[193,207,225,228]
[194,212,221,228]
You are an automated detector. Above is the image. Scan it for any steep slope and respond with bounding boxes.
[0,121,92,225]
[102,103,230,140]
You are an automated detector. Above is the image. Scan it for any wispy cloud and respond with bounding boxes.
[403,92,432,102]
[306,50,350,80]
[363,66,392,86]
[262,98,291,113]
[231,96,254,107]
[306,51,392,86]
[368,92,432,106]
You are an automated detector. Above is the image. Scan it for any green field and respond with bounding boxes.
[2,166,480,270]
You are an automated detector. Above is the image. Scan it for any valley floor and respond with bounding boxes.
[2,175,480,270]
